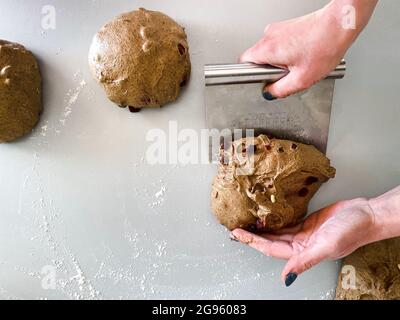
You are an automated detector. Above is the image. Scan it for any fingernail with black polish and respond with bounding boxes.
[230,233,239,242]
[285,272,298,287]
[262,91,277,101]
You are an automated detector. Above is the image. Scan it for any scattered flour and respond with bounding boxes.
[29,70,87,141]
[39,121,49,137]
[155,240,167,257]
[149,185,167,208]
[132,155,146,168]
[68,255,101,300]
[60,79,86,125]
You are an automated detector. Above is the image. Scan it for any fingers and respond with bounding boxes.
[238,28,311,99]
[231,228,293,259]
[259,232,294,242]
[239,46,262,64]
[239,29,322,99]
[239,36,279,65]
[232,228,328,287]
[263,68,312,99]
[281,243,328,286]
[238,31,314,99]
[270,223,303,235]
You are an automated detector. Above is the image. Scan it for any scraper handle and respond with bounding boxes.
[204,60,346,86]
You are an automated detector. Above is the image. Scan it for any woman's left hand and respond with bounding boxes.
[231,197,378,286]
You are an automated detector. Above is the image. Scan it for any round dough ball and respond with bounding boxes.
[211,135,336,231]
[0,40,42,142]
[88,8,191,111]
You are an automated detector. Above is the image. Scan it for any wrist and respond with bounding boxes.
[368,186,400,242]
[322,0,378,47]
[322,1,359,43]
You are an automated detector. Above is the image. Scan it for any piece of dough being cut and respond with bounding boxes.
[0,40,42,142]
[335,237,400,300]
[88,8,191,112]
[211,135,336,231]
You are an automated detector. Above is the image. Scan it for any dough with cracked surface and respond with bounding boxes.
[88,8,191,111]
[0,40,42,142]
[211,135,336,231]
[335,237,400,300]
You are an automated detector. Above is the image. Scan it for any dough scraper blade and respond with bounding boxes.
[204,61,346,162]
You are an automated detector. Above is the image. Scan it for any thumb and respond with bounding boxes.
[263,68,310,100]
[281,244,328,287]
[239,35,278,64]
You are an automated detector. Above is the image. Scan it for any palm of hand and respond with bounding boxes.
[283,199,375,258]
[232,198,376,279]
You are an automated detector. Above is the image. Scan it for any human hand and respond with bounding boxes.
[239,0,378,100]
[231,198,378,286]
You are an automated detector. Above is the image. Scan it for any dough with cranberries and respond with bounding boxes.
[211,135,336,231]
[335,237,400,300]
[0,40,42,142]
[88,8,191,112]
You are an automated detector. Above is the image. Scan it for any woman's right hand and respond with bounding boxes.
[239,0,378,100]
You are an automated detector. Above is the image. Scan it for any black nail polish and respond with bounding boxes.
[262,91,277,101]
[285,272,298,287]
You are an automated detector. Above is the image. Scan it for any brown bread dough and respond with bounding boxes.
[0,40,42,142]
[335,237,400,300]
[88,8,191,111]
[211,135,336,231]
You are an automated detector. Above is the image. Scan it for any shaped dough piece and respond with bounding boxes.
[211,135,336,231]
[88,8,191,111]
[0,40,42,142]
[335,237,400,300]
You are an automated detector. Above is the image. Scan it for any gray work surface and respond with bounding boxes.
[0,0,399,300]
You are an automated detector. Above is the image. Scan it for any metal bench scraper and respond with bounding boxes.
[204,61,346,160]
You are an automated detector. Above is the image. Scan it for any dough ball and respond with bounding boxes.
[0,40,42,142]
[335,237,400,300]
[88,8,191,111]
[211,135,336,231]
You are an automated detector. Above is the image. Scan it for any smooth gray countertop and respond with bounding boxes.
[0,0,399,299]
